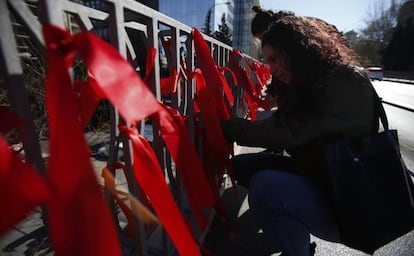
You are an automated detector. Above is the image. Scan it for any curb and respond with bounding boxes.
[383,78,414,85]
[382,100,414,113]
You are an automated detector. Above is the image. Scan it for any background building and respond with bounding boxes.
[159,0,262,58]
[159,0,234,34]
[232,0,260,58]
[84,0,259,58]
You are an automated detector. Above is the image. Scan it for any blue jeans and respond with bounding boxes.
[249,170,340,256]
[232,152,294,188]
[233,154,341,255]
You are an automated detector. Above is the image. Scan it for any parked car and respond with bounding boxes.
[364,66,384,81]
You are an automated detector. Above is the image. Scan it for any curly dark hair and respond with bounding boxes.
[262,16,360,85]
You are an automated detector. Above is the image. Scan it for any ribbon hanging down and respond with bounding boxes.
[118,40,220,233]
[152,103,217,231]
[43,25,122,256]
[141,45,224,231]
[192,28,230,120]
[229,50,270,120]
[233,49,271,98]
[0,107,23,134]
[43,24,218,255]
[190,69,237,198]
[0,135,49,238]
[119,124,201,256]
[145,46,179,96]
[191,29,240,197]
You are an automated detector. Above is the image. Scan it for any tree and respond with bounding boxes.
[361,0,401,43]
[343,30,358,45]
[203,10,212,36]
[383,0,414,70]
[213,14,232,46]
[352,39,384,66]
[351,0,404,66]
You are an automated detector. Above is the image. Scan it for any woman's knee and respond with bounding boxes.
[248,170,310,214]
[248,170,283,210]
[249,169,289,193]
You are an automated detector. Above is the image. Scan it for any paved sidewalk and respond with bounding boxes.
[0,159,109,256]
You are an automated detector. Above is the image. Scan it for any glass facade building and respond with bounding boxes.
[159,0,233,34]
[232,0,260,57]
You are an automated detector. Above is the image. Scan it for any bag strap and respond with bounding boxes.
[408,168,414,177]
[370,85,414,178]
[371,84,389,130]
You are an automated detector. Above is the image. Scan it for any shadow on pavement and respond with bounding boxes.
[204,185,280,256]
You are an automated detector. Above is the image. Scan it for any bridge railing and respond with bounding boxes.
[0,0,267,255]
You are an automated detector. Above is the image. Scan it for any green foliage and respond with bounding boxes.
[360,0,400,43]
[213,14,232,46]
[350,0,407,68]
[383,1,414,70]
[351,39,384,66]
[203,10,212,36]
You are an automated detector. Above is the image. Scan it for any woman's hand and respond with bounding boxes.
[220,118,246,143]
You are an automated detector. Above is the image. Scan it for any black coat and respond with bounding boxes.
[221,66,378,188]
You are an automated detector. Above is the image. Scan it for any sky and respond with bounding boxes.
[259,0,393,32]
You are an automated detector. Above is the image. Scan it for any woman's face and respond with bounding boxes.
[262,44,293,84]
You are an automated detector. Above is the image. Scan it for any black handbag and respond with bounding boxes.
[324,88,414,254]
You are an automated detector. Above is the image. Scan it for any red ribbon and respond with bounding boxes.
[43,25,122,256]
[191,69,237,197]
[0,135,49,237]
[2,22,270,253]
[71,30,161,123]
[171,43,233,222]
[191,28,233,172]
[0,107,23,134]
[142,46,221,231]
[192,28,230,120]
[160,70,179,95]
[145,46,179,96]
[232,50,258,96]
[191,70,229,158]
[43,24,215,255]
[143,43,228,231]
[1,17,272,255]
[152,103,217,230]
[229,50,270,120]
[144,47,157,84]
[216,66,235,107]
[251,61,271,96]
[233,50,271,97]
[119,124,201,255]
[73,79,103,128]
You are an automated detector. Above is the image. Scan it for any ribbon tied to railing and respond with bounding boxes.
[1,23,270,256]
[42,24,227,256]
[0,108,49,238]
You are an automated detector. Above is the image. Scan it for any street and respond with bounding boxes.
[372,80,414,110]
[372,81,414,171]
